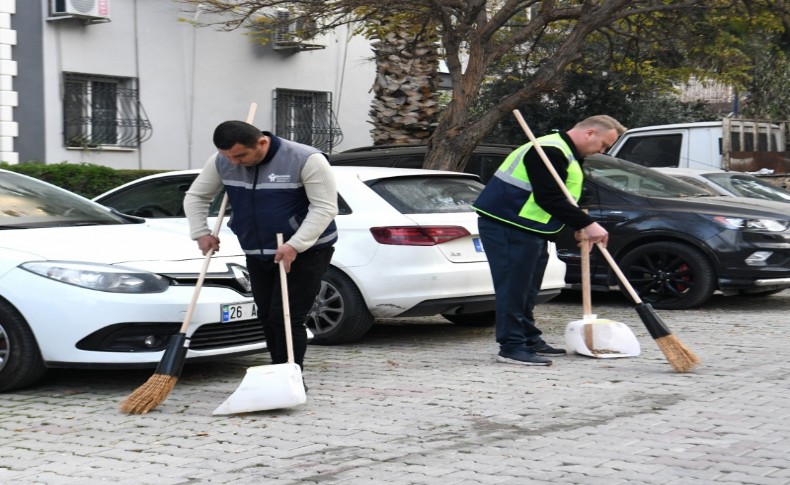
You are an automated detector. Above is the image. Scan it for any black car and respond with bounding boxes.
[328,143,515,183]
[557,154,790,310]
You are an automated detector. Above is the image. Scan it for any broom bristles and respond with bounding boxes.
[119,374,178,414]
[655,334,700,373]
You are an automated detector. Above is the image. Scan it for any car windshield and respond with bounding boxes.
[585,156,713,198]
[0,171,125,228]
[96,175,229,218]
[704,173,790,202]
[368,175,485,214]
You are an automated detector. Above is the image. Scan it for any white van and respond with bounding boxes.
[608,119,789,173]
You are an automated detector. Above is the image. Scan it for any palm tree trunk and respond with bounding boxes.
[368,20,441,145]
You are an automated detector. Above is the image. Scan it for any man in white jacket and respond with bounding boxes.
[184,120,338,377]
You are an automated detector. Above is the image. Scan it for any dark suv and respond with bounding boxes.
[556,154,790,309]
[328,144,517,183]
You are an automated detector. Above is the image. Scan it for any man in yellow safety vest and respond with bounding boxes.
[473,115,626,366]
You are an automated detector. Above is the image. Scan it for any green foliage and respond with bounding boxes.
[0,162,163,199]
[179,0,790,171]
[741,48,790,119]
[478,64,717,144]
[475,0,789,143]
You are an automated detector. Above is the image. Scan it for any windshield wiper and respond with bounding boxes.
[69,221,109,226]
[110,207,146,223]
[0,224,32,229]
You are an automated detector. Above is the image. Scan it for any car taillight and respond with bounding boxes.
[370,226,471,246]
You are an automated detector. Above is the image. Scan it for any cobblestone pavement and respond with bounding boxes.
[2,290,790,485]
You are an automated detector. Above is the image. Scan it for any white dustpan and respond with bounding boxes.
[212,362,305,414]
[565,315,641,358]
[213,234,307,415]
[564,234,639,359]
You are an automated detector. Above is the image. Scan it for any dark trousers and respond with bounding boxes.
[478,217,549,354]
[246,247,334,369]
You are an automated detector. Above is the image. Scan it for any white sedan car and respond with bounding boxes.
[656,167,790,202]
[0,169,265,392]
[95,166,567,345]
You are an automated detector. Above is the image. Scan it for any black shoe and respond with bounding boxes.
[528,341,567,355]
[496,350,552,366]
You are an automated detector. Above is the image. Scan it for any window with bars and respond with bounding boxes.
[274,89,343,152]
[63,73,153,149]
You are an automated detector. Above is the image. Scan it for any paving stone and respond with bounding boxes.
[1,291,789,484]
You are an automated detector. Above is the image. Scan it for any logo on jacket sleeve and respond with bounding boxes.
[268,173,291,183]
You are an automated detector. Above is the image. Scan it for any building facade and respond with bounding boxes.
[7,0,375,170]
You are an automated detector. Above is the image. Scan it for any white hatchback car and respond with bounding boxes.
[0,169,264,392]
[95,166,567,345]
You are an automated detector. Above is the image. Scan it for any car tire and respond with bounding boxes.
[0,299,47,392]
[306,268,374,345]
[618,241,715,310]
[442,311,496,326]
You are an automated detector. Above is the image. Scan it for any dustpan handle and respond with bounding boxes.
[580,233,593,317]
[276,233,296,365]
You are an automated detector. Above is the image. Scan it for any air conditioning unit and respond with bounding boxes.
[50,0,111,21]
[273,10,325,51]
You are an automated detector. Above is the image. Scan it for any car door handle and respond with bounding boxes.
[557,249,580,261]
[598,211,628,223]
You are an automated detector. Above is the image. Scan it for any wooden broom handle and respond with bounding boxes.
[179,102,258,334]
[514,110,593,316]
[513,109,644,305]
[595,243,644,304]
[513,110,577,203]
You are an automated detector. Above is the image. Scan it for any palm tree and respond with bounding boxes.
[366,19,442,145]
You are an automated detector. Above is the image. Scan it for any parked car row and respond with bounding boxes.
[1,164,567,391]
[6,140,789,392]
[94,166,567,345]
[327,145,790,310]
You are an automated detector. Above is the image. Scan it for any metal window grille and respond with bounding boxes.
[63,73,153,148]
[274,89,343,152]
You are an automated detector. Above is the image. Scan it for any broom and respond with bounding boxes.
[595,243,699,371]
[119,102,257,414]
[512,109,700,372]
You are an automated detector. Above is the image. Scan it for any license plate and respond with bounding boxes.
[473,237,485,253]
[221,302,257,323]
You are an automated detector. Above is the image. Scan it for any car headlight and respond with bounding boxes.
[21,261,170,293]
[712,216,790,232]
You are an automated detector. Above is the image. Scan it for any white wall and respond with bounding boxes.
[0,0,17,164]
[37,0,375,170]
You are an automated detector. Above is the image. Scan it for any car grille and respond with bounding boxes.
[165,263,253,296]
[190,319,265,350]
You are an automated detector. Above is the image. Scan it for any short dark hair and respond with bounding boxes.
[213,121,262,150]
